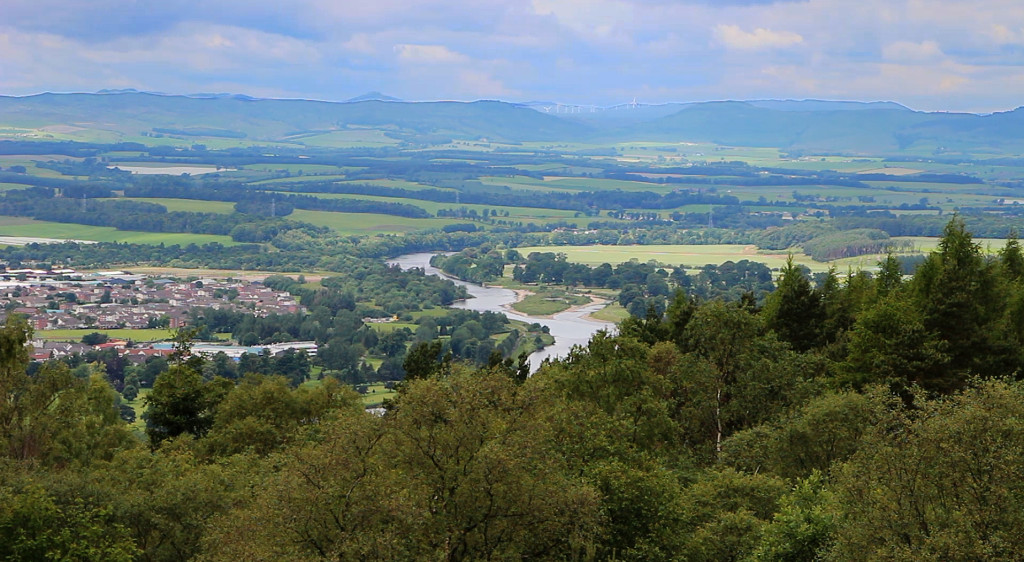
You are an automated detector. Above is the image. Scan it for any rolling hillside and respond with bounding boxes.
[3,92,1024,154]
[0,92,593,143]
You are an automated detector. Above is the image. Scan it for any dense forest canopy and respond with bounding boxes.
[3,218,1024,560]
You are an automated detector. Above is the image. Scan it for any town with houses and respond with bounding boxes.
[0,267,317,363]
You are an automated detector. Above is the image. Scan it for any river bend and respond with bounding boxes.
[389,253,616,372]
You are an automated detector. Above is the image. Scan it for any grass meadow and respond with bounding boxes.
[34,328,184,341]
[113,198,237,214]
[515,244,818,270]
[516,236,1014,275]
[0,216,239,245]
[512,289,590,316]
[291,192,583,224]
[289,209,460,235]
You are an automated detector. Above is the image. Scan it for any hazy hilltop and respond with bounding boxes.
[0,92,593,144]
[345,91,403,103]
[3,91,1024,153]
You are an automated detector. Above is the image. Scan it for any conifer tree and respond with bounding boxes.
[762,256,824,352]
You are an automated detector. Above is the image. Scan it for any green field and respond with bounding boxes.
[0,216,239,245]
[253,174,352,185]
[35,328,178,341]
[516,243,904,273]
[408,307,453,320]
[35,329,233,342]
[516,243,814,270]
[481,175,670,193]
[891,236,1010,254]
[335,178,447,191]
[477,176,581,193]
[289,209,460,234]
[113,198,237,214]
[291,129,400,148]
[514,236,1014,275]
[369,322,418,334]
[242,163,353,174]
[292,192,582,223]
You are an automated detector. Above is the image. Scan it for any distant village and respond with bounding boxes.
[0,267,316,362]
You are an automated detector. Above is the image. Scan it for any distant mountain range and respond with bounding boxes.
[1,91,1023,154]
[345,91,403,103]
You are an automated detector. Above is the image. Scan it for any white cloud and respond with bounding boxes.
[342,33,378,55]
[458,70,516,97]
[990,24,1024,44]
[714,24,803,50]
[6,0,1024,111]
[882,40,943,62]
[84,23,323,69]
[393,44,469,64]
[531,0,633,40]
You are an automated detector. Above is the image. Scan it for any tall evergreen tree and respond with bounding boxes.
[762,256,824,352]
[910,215,1008,386]
[875,253,904,299]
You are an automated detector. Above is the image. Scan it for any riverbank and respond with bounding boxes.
[388,253,616,371]
[504,287,614,323]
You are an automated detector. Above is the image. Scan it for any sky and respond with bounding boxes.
[2,0,1024,112]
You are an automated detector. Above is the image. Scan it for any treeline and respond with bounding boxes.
[800,228,912,261]
[513,251,776,313]
[435,247,776,313]
[0,240,307,271]
[124,180,432,218]
[0,139,150,157]
[0,220,924,276]
[0,187,326,242]
[430,248,509,283]
[0,170,125,192]
[832,212,1024,238]
[248,175,740,212]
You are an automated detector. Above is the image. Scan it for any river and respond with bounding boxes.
[389,253,616,372]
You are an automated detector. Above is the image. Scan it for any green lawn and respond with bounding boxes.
[125,387,152,432]
[370,322,417,334]
[359,382,397,406]
[409,307,453,319]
